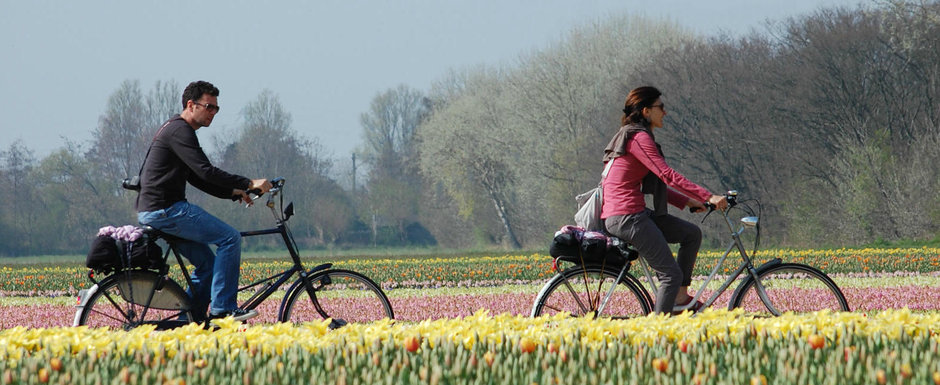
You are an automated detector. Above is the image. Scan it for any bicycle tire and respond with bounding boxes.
[531,265,652,319]
[729,262,850,316]
[75,270,192,330]
[279,269,393,326]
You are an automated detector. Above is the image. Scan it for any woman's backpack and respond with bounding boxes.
[573,160,614,231]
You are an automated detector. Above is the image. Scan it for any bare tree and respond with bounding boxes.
[90,80,179,192]
[209,90,351,248]
[0,141,38,255]
[358,85,430,242]
[33,141,128,253]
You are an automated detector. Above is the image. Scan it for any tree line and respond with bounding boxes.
[1,0,937,256]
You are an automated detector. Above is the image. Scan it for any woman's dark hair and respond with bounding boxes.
[181,81,220,109]
[621,86,662,127]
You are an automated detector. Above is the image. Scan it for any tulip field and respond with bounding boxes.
[0,247,938,384]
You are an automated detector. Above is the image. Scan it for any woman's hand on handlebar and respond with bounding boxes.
[687,199,707,213]
[707,194,728,210]
[688,195,729,213]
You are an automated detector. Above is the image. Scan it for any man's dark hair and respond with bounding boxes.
[181,81,220,109]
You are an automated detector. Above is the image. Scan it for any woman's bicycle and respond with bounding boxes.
[531,191,850,318]
[73,178,394,330]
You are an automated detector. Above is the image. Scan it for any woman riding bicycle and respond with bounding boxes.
[601,86,727,315]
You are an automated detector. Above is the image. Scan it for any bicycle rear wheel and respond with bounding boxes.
[531,265,651,319]
[279,269,393,326]
[75,270,192,330]
[729,262,850,316]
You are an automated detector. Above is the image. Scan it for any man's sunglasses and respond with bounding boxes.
[193,101,220,113]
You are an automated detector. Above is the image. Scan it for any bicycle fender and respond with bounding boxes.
[276,265,335,322]
[277,279,303,321]
[307,263,333,275]
[73,285,99,327]
[727,258,783,310]
[531,273,566,317]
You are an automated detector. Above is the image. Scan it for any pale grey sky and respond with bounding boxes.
[1,0,864,160]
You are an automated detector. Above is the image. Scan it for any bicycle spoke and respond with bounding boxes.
[560,276,592,314]
[533,266,649,318]
[78,271,191,330]
[733,264,848,316]
[281,270,393,324]
[88,307,132,324]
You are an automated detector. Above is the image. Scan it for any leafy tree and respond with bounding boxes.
[418,16,693,248]
[506,15,694,242]
[420,66,523,248]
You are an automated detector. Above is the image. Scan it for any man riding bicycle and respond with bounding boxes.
[136,80,272,322]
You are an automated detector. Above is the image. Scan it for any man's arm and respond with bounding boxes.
[187,174,239,200]
[166,126,251,190]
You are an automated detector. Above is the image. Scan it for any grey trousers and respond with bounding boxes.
[605,209,703,314]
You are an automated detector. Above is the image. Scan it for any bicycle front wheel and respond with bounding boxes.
[279,269,393,325]
[531,265,651,319]
[729,263,850,316]
[75,270,192,330]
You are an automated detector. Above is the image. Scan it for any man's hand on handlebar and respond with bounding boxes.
[250,178,274,194]
[231,189,257,206]
[231,179,274,207]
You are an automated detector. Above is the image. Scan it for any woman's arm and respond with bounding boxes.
[628,131,712,203]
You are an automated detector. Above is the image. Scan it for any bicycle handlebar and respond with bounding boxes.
[688,190,739,213]
[230,177,287,202]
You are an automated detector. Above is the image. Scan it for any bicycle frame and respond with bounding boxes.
[124,178,336,322]
[537,192,846,319]
[76,177,395,329]
[635,205,776,312]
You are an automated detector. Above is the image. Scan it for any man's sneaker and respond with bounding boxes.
[209,309,258,322]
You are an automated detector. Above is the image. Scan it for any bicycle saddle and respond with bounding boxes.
[140,225,186,243]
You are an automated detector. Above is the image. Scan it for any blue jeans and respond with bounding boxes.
[138,201,242,318]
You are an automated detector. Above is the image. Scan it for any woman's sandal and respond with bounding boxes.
[671,298,704,315]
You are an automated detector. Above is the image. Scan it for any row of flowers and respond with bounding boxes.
[1,310,939,384]
[4,309,940,358]
[3,282,938,329]
[1,247,938,295]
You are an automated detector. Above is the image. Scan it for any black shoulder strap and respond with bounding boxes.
[136,120,172,178]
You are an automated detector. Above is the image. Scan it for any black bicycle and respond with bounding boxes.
[531,191,850,318]
[73,178,394,330]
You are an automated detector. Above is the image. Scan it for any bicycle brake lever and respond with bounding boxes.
[690,202,716,223]
[700,209,715,224]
